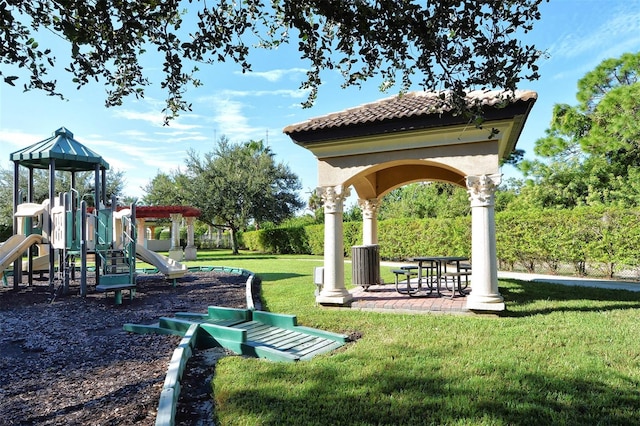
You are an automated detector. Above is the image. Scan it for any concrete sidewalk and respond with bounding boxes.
[497,271,640,292]
[380,261,640,292]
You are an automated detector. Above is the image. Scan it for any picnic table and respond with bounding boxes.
[409,256,470,298]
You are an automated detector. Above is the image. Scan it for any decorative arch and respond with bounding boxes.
[346,159,467,200]
[284,90,537,312]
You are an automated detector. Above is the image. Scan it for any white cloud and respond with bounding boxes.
[124,175,151,199]
[196,88,309,105]
[119,129,149,139]
[112,109,166,126]
[112,107,205,131]
[550,8,640,60]
[209,97,262,142]
[80,134,183,174]
[0,129,43,151]
[153,130,210,143]
[238,68,307,82]
[239,88,309,99]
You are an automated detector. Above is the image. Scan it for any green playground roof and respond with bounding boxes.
[10,127,109,171]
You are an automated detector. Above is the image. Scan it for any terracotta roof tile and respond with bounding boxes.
[283,89,538,135]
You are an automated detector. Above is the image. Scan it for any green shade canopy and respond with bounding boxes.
[10,127,109,171]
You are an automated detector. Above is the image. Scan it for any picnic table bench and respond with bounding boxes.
[391,266,420,295]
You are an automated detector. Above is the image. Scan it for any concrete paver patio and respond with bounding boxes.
[345,266,640,315]
[349,283,471,315]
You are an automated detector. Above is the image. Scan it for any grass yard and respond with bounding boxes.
[185,250,640,425]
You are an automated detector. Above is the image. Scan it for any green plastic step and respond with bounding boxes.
[99,274,133,286]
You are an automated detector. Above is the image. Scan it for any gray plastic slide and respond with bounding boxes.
[135,244,186,279]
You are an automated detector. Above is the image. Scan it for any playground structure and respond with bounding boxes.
[1,127,188,302]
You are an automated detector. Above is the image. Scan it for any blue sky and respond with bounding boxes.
[1,0,639,211]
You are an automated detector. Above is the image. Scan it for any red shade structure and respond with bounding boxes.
[135,206,201,219]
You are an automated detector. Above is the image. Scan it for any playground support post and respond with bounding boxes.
[130,201,137,285]
[81,200,87,297]
[48,158,56,292]
[27,166,35,286]
[63,192,69,295]
[94,164,101,287]
[11,161,20,289]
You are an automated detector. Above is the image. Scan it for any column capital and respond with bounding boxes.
[357,198,380,219]
[318,185,351,213]
[466,174,501,207]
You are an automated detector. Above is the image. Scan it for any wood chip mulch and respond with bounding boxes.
[0,270,250,425]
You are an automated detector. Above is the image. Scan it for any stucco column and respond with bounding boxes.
[136,218,146,246]
[168,213,183,261]
[465,174,505,312]
[317,185,353,305]
[358,198,379,245]
[184,216,197,260]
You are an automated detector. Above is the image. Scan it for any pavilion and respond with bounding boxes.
[284,90,537,312]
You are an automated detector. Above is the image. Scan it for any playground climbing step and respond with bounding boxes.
[124,306,348,362]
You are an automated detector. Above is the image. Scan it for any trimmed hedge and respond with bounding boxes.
[243,216,473,259]
[496,207,640,277]
[242,226,311,255]
[241,207,640,277]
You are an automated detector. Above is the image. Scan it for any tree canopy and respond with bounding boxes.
[2,0,546,121]
[378,182,470,221]
[144,137,303,254]
[142,171,189,207]
[515,52,640,209]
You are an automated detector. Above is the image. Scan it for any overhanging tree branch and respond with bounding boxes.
[1,0,547,122]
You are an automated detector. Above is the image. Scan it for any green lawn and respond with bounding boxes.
[185,250,640,425]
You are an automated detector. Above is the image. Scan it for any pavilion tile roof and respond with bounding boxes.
[283,89,537,138]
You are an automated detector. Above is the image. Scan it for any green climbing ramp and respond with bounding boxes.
[124,306,348,362]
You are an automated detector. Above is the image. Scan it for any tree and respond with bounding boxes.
[2,1,546,122]
[141,171,189,206]
[343,203,363,223]
[180,137,303,254]
[305,188,324,223]
[536,52,640,157]
[378,182,469,221]
[517,52,640,209]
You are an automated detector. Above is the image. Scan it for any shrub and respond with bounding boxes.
[242,206,640,278]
